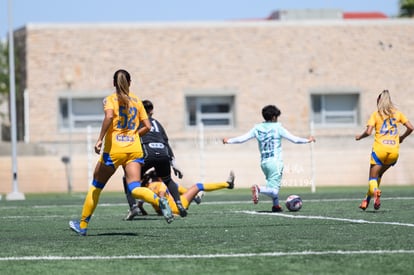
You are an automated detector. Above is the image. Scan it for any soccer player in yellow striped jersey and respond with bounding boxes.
[69,69,174,236]
[356,90,413,210]
[136,170,235,216]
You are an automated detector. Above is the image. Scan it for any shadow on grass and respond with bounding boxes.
[362,209,390,214]
[95,232,138,236]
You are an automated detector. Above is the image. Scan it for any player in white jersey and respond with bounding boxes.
[223,105,315,212]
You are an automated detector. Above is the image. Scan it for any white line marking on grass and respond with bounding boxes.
[1,250,414,261]
[239,211,414,227]
[305,197,414,202]
[0,197,412,211]
[185,196,414,205]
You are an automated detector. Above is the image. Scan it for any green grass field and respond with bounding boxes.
[1,186,414,274]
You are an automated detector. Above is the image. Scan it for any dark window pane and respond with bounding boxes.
[201,119,229,125]
[201,104,230,113]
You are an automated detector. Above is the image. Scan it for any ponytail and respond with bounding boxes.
[377,89,395,118]
[113,69,131,108]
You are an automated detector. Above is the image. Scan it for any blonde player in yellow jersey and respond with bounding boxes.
[356,90,413,210]
[136,169,235,216]
[69,69,174,236]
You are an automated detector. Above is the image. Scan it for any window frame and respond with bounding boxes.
[310,90,360,127]
[185,94,235,129]
[58,92,106,132]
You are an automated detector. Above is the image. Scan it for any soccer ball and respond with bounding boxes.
[285,195,303,212]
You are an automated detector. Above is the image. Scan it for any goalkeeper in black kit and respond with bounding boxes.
[122,99,187,220]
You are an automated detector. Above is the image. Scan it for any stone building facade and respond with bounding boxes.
[1,19,413,194]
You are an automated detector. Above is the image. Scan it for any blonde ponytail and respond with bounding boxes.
[377,90,395,118]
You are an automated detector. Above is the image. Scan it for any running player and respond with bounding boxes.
[223,105,315,212]
[69,69,174,236]
[356,89,413,210]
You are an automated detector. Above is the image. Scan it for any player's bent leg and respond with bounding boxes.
[226,171,235,189]
[359,199,369,210]
[159,197,174,223]
[128,183,174,223]
[124,204,142,221]
[182,172,236,208]
[137,200,148,215]
[178,184,188,194]
[123,176,137,210]
[69,220,87,236]
[260,186,282,211]
[193,191,204,204]
[70,179,105,236]
[182,185,202,205]
[373,189,381,210]
[80,181,104,228]
[251,185,260,204]
[161,176,187,218]
[368,179,378,196]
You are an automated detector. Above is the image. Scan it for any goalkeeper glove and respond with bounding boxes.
[171,158,183,179]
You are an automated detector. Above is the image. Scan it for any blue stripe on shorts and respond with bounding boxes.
[102,153,115,168]
[371,151,383,165]
[132,157,145,164]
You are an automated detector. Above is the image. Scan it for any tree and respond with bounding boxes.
[0,40,8,106]
[399,0,414,17]
[0,37,24,141]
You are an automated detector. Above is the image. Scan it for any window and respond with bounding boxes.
[186,95,234,127]
[311,93,359,126]
[59,96,103,130]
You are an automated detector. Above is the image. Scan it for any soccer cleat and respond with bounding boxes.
[159,197,174,223]
[124,206,141,221]
[176,201,188,217]
[272,205,283,212]
[359,199,369,210]
[373,189,381,210]
[251,185,259,204]
[227,170,235,189]
[193,191,204,204]
[69,220,87,236]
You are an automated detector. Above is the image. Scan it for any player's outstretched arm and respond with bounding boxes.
[355,126,373,141]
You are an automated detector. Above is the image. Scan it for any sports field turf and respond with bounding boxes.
[1,186,414,274]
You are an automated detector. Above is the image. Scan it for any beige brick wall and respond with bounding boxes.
[1,20,413,194]
[21,20,414,142]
